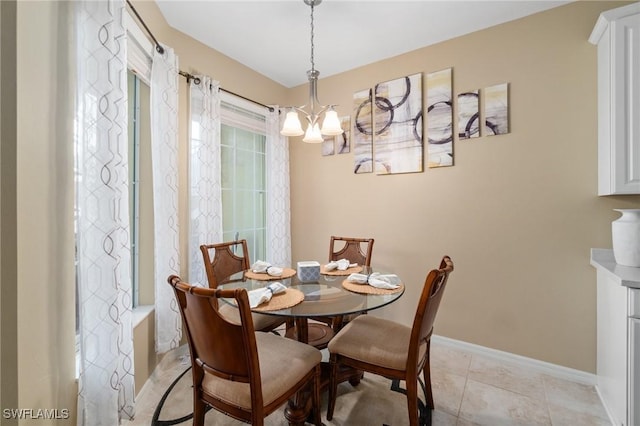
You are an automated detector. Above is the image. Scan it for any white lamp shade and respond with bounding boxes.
[321,109,343,136]
[302,123,324,143]
[281,111,304,136]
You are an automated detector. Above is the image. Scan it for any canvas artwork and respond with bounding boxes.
[373,73,423,175]
[336,116,351,154]
[426,68,453,168]
[322,136,335,156]
[484,83,509,136]
[353,89,374,173]
[457,90,480,140]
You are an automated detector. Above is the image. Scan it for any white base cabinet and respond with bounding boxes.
[591,249,640,426]
[631,317,640,425]
[589,3,640,195]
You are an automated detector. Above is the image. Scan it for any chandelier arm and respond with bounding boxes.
[292,104,330,115]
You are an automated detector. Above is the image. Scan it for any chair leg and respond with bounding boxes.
[424,341,434,409]
[285,318,295,333]
[326,353,339,421]
[192,398,205,426]
[330,315,344,332]
[312,365,322,426]
[406,376,419,426]
[251,413,264,426]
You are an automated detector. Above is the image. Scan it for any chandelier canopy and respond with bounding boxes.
[280,0,343,143]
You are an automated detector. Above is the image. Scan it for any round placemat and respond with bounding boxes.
[252,288,305,312]
[342,279,405,295]
[245,268,296,281]
[320,265,363,276]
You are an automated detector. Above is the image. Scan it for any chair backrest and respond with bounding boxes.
[408,256,454,367]
[167,275,262,397]
[200,240,250,288]
[329,236,374,267]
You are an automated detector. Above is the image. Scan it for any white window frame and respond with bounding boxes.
[125,12,152,86]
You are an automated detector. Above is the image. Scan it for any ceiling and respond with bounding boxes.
[155,0,573,88]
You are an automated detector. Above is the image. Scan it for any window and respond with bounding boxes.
[127,71,152,307]
[220,96,268,262]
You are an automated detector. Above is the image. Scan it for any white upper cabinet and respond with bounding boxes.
[589,3,640,195]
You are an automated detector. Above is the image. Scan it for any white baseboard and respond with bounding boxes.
[431,334,597,386]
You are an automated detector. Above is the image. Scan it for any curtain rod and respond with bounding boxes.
[126,0,164,54]
[179,71,275,112]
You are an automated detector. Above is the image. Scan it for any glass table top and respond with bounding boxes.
[219,268,404,318]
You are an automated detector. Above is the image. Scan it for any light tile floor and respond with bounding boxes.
[128,337,612,426]
[429,344,611,426]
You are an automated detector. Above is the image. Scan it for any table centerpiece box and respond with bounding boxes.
[297,261,320,283]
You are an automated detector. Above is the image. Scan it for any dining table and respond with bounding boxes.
[219,265,405,347]
[218,264,405,425]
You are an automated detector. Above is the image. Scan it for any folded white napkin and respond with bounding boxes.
[347,272,401,289]
[324,258,358,271]
[251,260,283,277]
[248,282,287,308]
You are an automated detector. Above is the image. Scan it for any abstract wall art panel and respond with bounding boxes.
[336,115,351,154]
[373,73,423,175]
[484,83,509,136]
[457,90,480,140]
[322,136,335,156]
[426,68,453,168]
[353,88,374,173]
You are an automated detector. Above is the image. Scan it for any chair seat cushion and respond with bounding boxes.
[202,332,321,409]
[219,304,283,331]
[328,315,424,371]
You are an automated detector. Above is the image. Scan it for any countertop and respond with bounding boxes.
[590,248,640,289]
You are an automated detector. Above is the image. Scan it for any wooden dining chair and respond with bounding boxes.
[168,275,323,426]
[329,235,374,267]
[326,256,454,426]
[319,236,375,331]
[200,240,285,333]
[200,240,250,288]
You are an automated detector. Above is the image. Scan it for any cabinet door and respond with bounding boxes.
[597,271,628,426]
[610,12,640,194]
[630,318,640,426]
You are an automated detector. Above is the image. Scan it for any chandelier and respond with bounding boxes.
[280,0,343,143]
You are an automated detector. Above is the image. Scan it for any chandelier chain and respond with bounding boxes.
[309,2,315,72]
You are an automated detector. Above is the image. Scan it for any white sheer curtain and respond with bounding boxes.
[150,46,182,353]
[188,76,223,286]
[75,0,135,423]
[266,107,292,267]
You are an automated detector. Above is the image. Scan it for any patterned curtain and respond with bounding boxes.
[75,0,135,423]
[188,76,223,286]
[150,46,181,353]
[266,108,292,267]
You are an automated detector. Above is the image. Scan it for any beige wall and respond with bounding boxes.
[15,0,77,423]
[1,0,18,422]
[133,314,156,395]
[288,0,640,372]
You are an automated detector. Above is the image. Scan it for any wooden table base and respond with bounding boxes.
[284,321,334,350]
[282,318,363,425]
[283,364,363,426]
